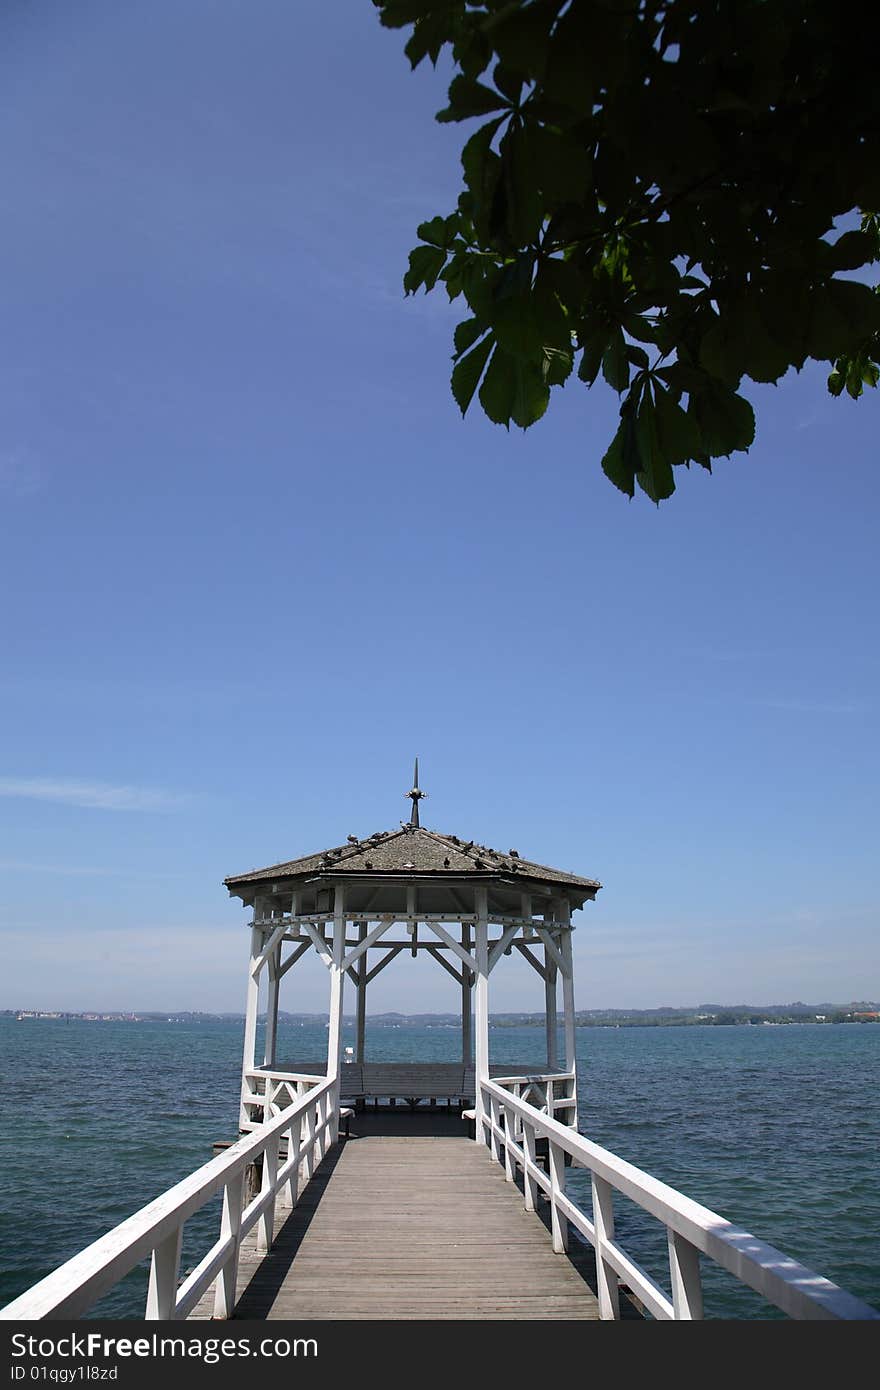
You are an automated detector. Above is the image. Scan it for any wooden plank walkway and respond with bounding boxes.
[190,1115,620,1320]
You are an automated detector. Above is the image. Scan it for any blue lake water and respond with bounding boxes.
[0,1017,877,1319]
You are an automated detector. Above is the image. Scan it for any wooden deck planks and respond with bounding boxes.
[189,1122,609,1321]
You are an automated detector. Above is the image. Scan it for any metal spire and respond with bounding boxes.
[406,758,426,828]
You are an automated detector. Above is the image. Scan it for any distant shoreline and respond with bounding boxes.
[3,1003,878,1028]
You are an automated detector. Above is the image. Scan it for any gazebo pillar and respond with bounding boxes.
[473,886,490,1145]
[263,934,281,1068]
[327,887,346,1123]
[559,899,577,1086]
[461,923,472,1064]
[239,904,263,1128]
[355,921,368,1063]
[545,956,558,1071]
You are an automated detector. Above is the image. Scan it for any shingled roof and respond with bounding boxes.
[224,824,600,893]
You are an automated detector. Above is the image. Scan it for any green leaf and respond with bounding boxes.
[654,386,704,463]
[479,344,517,425]
[828,230,876,272]
[600,412,640,498]
[806,280,880,360]
[453,317,485,358]
[633,394,675,503]
[691,383,755,458]
[698,316,742,389]
[578,329,608,387]
[478,345,549,428]
[416,214,457,248]
[491,281,570,360]
[493,64,523,105]
[438,75,509,123]
[404,13,453,69]
[602,329,629,392]
[498,122,543,245]
[542,346,573,386]
[827,368,845,397]
[403,244,447,294]
[451,333,495,416]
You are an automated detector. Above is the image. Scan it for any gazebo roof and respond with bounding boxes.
[224,823,601,895]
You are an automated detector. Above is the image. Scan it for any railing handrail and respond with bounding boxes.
[0,1076,335,1322]
[482,1078,879,1321]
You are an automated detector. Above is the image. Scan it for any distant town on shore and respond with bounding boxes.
[4,1002,879,1027]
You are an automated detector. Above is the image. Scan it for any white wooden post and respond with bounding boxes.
[239,908,264,1129]
[461,922,472,1064]
[301,1093,315,1183]
[279,1117,300,1211]
[355,921,367,1062]
[523,1121,538,1212]
[263,934,281,1068]
[548,1140,568,1254]
[545,959,558,1071]
[592,1173,620,1319]
[212,1170,244,1319]
[473,886,490,1146]
[503,1101,514,1181]
[560,900,577,1096]
[256,1141,278,1255]
[669,1230,704,1319]
[326,885,346,1141]
[542,895,558,1072]
[145,1226,182,1320]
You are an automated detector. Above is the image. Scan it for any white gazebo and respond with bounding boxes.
[225,767,601,1143]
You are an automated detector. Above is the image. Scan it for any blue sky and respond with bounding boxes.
[1,0,877,1015]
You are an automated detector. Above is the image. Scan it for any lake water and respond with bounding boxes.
[0,1016,877,1319]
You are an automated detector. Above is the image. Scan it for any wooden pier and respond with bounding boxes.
[3,787,878,1322]
[190,1113,618,1321]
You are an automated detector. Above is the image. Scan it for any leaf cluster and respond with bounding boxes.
[376,0,880,500]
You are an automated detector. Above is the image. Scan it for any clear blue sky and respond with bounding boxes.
[1,1,877,1015]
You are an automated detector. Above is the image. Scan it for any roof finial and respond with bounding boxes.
[406,757,426,828]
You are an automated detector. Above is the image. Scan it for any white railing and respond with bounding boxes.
[480,1078,880,1321]
[241,1067,324,1130]
[490,1071,577,1127]
[0,1077,337,1322]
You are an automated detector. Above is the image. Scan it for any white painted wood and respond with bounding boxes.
[545,958,558,1071]
[301,920,333,966]
[424,919,477,970]
[256,1140,278,1255]
[175,1234,236,1321]
[478,1079,880,1321]
[592,1174,620,1319]
[559,903,577,1086]
[326,886,346,1138]
[502,1103,515,1182]
[473,887,489,1146]
[263,945,281,1069]
[548,1140,568,1254]
[488,922,519,972]
[251,920,289,979]
[355,922,367,1063]
[461,924,472,1065]
[535,924,566,975]
[669,1230,704,1319]
[0,1080,333,1322]
[212,1171,244,1319]
[239,919,264,1128]
[145,1226,182,1320]
[341,919,393,971]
